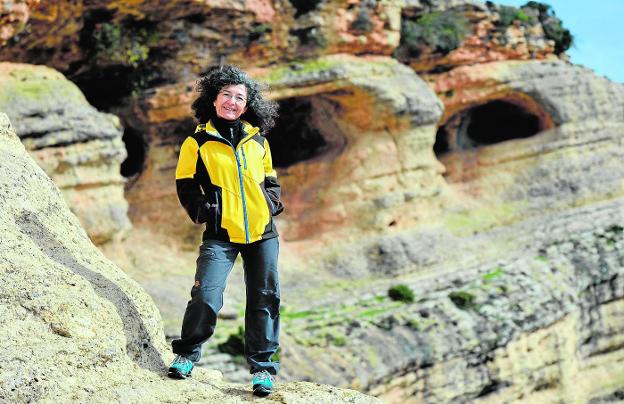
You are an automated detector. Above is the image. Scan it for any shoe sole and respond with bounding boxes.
[253,386,272,397]
[168,368,192,379]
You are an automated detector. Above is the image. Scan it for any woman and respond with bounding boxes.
[168,65,283,397]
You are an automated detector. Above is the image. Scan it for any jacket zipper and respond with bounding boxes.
[241,148,248,170]
[213,190,219,234]
[232,128,250,243]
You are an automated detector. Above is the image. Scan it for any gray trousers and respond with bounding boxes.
[172,237,280,374]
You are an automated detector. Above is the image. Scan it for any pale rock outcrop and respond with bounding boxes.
[430,60,624,214]
[0,112,378,403]
[276,199,624,403]
[255,54,445,241]
[0,63,131,244]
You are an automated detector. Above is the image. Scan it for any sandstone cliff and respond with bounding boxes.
[2,0,624,403]
[0,112,378,403]
[0,62,131,244]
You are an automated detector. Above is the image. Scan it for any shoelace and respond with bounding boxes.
[174,356,190,366]
[254,371,272,383]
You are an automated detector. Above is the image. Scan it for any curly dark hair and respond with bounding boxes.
[191,65,279,133]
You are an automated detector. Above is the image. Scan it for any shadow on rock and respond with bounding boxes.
[16,210,166,374]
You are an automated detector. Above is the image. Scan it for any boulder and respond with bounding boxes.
[0,62,131,244]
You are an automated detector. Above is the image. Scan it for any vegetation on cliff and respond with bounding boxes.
[524,1,573,54]
[400,10,469,57]
[488,1,573,54]
[92,22,160,68]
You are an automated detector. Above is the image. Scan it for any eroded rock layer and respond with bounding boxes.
[0,62,131,244]
[278,202,624,402]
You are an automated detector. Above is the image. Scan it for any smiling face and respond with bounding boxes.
[213,84,248,121]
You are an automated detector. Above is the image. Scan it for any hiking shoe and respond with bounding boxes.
[252,370,274,396]
[168,354,193,379]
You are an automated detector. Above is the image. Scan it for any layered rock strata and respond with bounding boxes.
[430,60,624,209]
[0,1,564,78]
[1,1,622,403]
[0,112,378,403]
[276,202,624,403]
[0,63,131,244]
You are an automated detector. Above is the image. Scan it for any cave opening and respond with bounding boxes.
[266,96,343,168]
[435,99,545,157]
[120,127,147,178]
[72,67,140,110]
[288,0,323,18]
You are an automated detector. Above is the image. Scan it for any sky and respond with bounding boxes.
[501,0,624,83]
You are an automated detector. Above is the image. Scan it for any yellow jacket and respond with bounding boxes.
[175,120,283,244]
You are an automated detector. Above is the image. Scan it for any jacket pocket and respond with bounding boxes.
[260,184,275,216]
[199,189,221,234]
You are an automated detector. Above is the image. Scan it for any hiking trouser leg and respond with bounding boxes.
[171,239,238,362]
[241,237,280,375]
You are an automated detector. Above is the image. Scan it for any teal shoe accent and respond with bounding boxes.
[168,355,193,379]
[252,370,274,396]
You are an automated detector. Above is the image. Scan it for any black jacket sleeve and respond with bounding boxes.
[175,137,213,224]
[263,138,284,216]
[263,176,284,216]
[176,179,213,224]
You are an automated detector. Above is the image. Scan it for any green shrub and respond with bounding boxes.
[541,17,572,54]
[272,347,281,362]
[388,284,415,303]
[332,335,347,346]
[523,1,551,14]
[401,10,468,56]
[93,22,159,67]
[351,6,373,33]
[522,1,573,53]
[249,23,273,42]
[482,267,504,282]
[217,326,245,356]
[448,290,476,310]
[497,5,532,28]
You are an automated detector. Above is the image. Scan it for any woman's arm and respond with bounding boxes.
[175,136,213,223]
[262,138,284,216]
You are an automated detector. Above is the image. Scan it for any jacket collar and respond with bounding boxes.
[196,120,260,139]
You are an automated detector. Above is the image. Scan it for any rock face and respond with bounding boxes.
[278,203,624,403]
[0,112,378,403]
[0,0,402,83]
[0,62,131,244]
[2,1,624,403]
[0,0,39,46]
[129,54,445,244]
[429,60,624,211]
[396,1,561,73]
